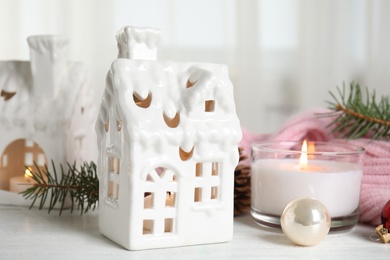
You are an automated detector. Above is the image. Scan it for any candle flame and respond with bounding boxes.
[24,168,33,179]
[300,140,308,170]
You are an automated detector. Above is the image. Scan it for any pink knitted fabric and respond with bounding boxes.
[240,108,390,225]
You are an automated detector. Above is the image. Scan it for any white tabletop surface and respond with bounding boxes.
[0,205,389,259]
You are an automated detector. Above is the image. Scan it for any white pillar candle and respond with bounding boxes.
[251,159,363,217]
[9,176,34,193]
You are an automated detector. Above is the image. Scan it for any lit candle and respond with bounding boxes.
[251,141,364,228]
[9,168,35,193]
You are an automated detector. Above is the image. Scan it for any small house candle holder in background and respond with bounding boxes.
[0,35,97,205]
[95,26,242,250]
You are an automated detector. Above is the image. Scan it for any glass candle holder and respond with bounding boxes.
[251,141,365,230]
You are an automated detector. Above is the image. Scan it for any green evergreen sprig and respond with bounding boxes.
[318,82,390,140]
[20,161,99,215]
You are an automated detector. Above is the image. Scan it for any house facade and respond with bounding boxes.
[96,26,242,250]
[0,35,96,204]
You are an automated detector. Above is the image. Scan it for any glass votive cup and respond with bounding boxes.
[250,141,365,230]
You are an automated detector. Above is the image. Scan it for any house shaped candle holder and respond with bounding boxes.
[0,35,96,205]
[95,26,242,250]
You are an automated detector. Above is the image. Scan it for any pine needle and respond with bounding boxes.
[318,82,390,140]
[19,161,99,216]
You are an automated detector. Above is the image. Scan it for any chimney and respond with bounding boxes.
[116,26,163,61]
[27,35,69,97]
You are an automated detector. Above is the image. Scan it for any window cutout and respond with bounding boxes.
[166,192,175,207]
[25,153,33,165]
[205,100,215,112]
[116,119,122,132]
[143,219,153,234]
[163,112,180,128]
[196,163,203,177]
[109,157,120,174]
[179,146,194,161]
[144,193,154,209]
[107,157,120,203]
[1,90,16,101]
[212,162,219,176]
[211,186,218,199]
[164,218,173,233]
[194,187,202,202]
[25,140,34,147]
[117,161,120,173]
[155,167,166,176]
[37,154,46,166]
[133,92,152,108]
[110,158,115,172]
[186,79,197,88]
[108,179,115,199]
[146,174,155,182]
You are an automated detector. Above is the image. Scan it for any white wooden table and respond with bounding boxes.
[0,205,389,259]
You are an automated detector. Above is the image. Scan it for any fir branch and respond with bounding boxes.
[20,161,99,216]
[319,82,390,140]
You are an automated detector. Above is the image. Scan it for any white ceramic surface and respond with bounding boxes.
[96,26,242,250]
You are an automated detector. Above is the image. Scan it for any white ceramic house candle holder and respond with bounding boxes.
[96,26,242,250]
[0,35,97,205]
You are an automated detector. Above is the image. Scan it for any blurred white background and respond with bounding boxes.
[1,0,389,134]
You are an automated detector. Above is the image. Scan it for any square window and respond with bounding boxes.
[109,158,115,172]
[205,100,215,112]
[110,157,116,172]
[25,140,34,147]
[108,179,115,198]
[116,161,120,175]
[194,187,202,202]
[195,163,203,177]
[211,186,218,199]
[164,218,173,233]
[144,193,154,209]
[109,157,120,174]
[212,162,219,176]
[143,219,153,234]
[38,154,46,166]
[25,153,33,165]
[166,192,175,207]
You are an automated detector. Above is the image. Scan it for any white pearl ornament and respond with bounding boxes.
[281,197,331,246]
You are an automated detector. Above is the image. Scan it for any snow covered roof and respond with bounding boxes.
[96,26,241,160]
[0,35,92,135]
[97,58,242,159]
